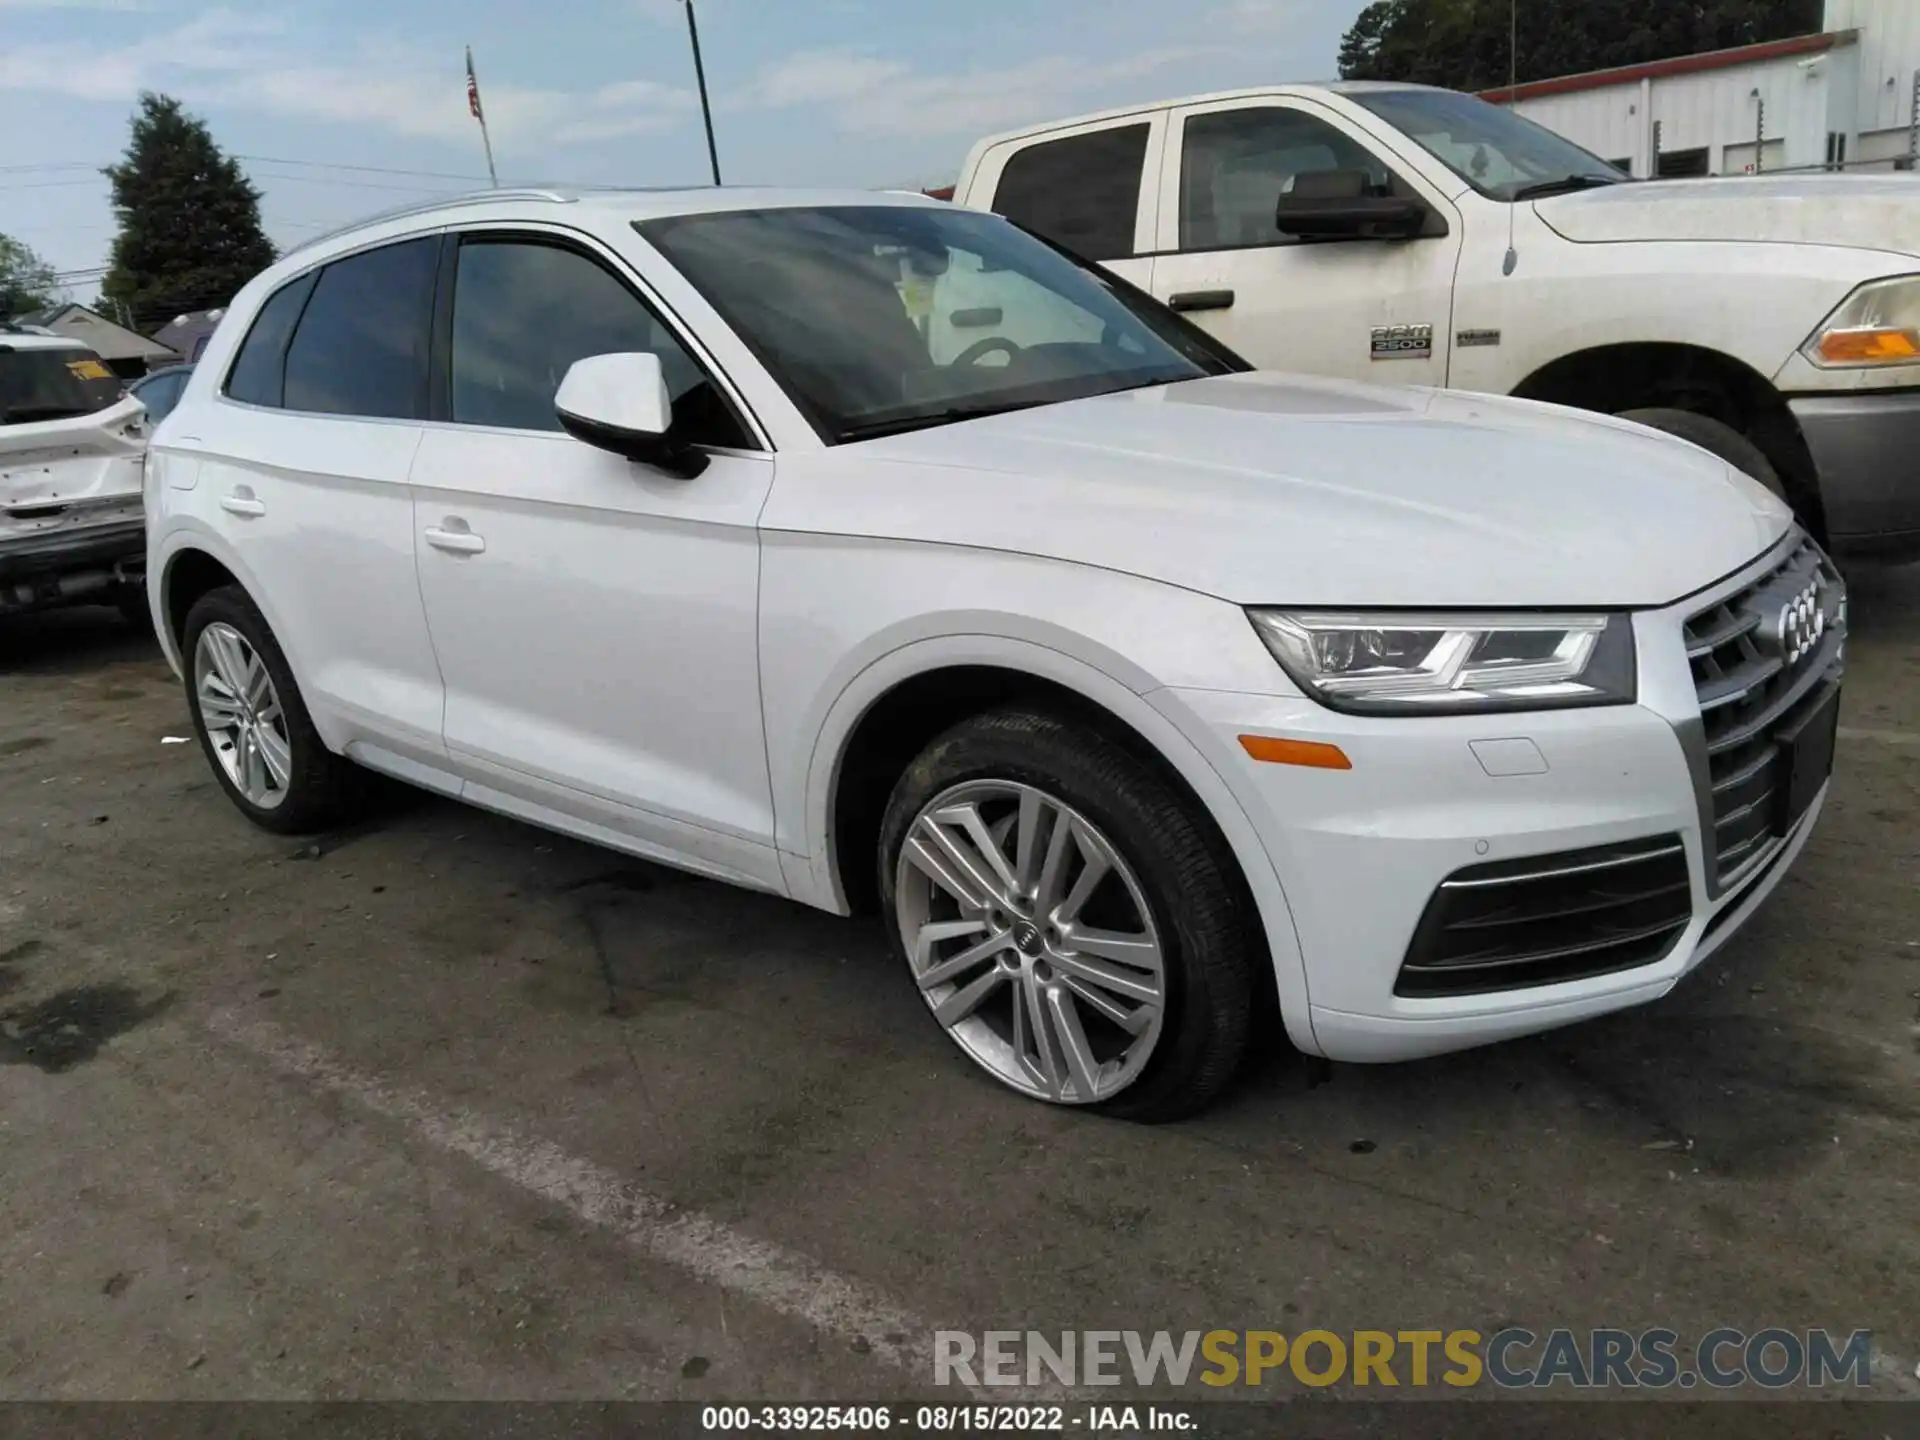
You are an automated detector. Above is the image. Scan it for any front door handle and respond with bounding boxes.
[220,493,265,518]
[1168,289,1236,313]
[424,525,486,556]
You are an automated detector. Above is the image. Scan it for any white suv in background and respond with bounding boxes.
[145,187,1845,1119]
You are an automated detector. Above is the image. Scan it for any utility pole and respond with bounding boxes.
[683,0,722,185]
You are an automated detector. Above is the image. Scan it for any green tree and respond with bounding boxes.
[101,92,276,333]
[0,234,60,319]
[1339,0,1824,92]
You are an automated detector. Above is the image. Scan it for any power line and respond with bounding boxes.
[235,153,494,183]
[245,170,473,194]
[0,177,109,191]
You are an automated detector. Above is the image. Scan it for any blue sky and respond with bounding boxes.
[1,0,1367,298]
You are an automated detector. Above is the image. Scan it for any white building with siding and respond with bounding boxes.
[1485,0,1920,178]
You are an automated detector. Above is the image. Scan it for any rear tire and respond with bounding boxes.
[878,706,1259,1123]
[1616,407,1787,501]
[181,585,364,834]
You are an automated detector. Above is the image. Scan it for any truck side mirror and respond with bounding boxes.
[1274,170,1429,241]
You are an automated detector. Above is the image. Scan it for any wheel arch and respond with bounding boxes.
[154,530,313,709]
[1511,340,1826,535]
[801,635,1318,1056]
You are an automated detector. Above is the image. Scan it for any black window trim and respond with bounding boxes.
[428,222,769,453]
[1164,101,1450,258]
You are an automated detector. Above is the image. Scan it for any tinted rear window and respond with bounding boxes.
[283,237,437,420]
[991,124,1149,262]
[0,348,121,425]
[225,272,316,408]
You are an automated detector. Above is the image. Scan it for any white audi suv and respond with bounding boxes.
[143,187,1845,1119]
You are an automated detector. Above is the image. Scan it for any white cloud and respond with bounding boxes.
[0,8,692,150]
[744,43,1210,141]
[0,0,148,9]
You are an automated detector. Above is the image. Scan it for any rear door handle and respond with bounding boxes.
[219,494,265,518]
[1168,289,1236,312]
[424,525,486,556]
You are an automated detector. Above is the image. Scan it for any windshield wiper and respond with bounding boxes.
[836,398,1048,443]
[1509,174,1624,202]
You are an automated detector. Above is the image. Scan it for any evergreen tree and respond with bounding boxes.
[1339,0,1824,92]
[101,93,276,333]
[0,234,60,319]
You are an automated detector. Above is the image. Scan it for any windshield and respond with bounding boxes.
[639,205,1242,444]
[0,346,123,425]
[1350,88,1628,201]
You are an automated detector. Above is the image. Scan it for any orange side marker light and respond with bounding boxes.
[1239,735,1353,770]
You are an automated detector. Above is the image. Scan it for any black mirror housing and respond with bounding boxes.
[556,410,710,478]
[1274,170,1430,241]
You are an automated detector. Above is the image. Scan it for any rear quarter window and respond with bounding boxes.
[225,272,318,409]
[989,124,1150,263]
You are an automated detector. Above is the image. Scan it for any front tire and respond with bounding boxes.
[878,706,1259,1122]
[1616,407,1788,501]
[181,585,363,834]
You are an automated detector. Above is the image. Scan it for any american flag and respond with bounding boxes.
[465,46,484,122]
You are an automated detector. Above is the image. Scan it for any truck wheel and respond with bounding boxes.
[1616,408,1787,502]
[878,705,1259,1122]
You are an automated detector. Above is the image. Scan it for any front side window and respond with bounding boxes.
[0,347,121,425]
[448,237,750,448]
[283,237,437,420]
[1349,88,1627,201]
[990,124,1149,263]
[1181,106,1399,250]
[640,204,1241,444]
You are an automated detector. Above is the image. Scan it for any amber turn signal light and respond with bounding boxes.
[1816,327,1920,365]
[1238,735,1353,769]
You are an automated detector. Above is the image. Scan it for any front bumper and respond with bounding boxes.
[1789,389,1920,561]
[1161,533,1843,1063]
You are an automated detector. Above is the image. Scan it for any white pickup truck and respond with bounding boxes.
[949,81,1920,561]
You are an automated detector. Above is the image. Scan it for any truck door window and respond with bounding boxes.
[1180,107,1394,251]
[991,124,1149,263]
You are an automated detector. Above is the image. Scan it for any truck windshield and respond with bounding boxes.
[1351,88,1628,202]
[639,205,1243,444]
[0,346,123,426]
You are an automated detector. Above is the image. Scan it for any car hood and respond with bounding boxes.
[1,395,147,543]
[793,372,1791,608]
[1536,174,1920,254]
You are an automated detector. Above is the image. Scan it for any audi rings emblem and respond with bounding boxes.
[1776,579,1826,667]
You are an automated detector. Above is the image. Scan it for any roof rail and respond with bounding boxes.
[284,187,578,257]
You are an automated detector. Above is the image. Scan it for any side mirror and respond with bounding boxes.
[555,352,709,479]
[1274,169,1429,241]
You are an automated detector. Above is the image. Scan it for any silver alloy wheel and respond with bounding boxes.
[894,780,1165,1104]
[193,621,292,810]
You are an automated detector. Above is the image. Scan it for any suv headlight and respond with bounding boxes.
[1803,274,1920,368]
[1247,610,1637,715]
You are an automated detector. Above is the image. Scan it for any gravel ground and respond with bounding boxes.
[0,566,1915,1425]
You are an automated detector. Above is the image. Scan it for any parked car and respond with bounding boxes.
[950,82,1920,561]
[129,363,194,425]
[1,330,149,624]
[145,188,1845,1119]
